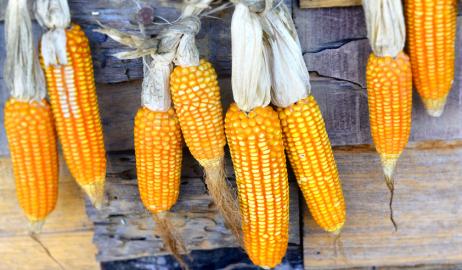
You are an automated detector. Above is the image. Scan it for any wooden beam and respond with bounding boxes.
[300,0,362,8]
[0,157,98,269]
[303,141,462,269]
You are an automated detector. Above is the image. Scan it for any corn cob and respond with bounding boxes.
[225,104,289,268]
[41,24,106,207]
[170,59,241,241]
[135,107,182,214]
[366,52,412,228]
[4,99,59,232]
[405,0,457,116]
[277,96,345,233]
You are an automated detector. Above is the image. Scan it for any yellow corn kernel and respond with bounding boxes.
[278,96,346,233]
[366,52,412,173]
[134,107,183,213]
[41,24,106,207]
[405,0,457,116]
[4,99,59,231]
[225,104,289,268]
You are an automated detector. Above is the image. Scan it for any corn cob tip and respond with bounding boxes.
[329,222,345,235]
[28,220,45,234]
[422,97,448,118]
[380,154,399,180]
[81,180,105,209]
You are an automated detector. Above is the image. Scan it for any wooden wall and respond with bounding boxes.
[0,0,461,155]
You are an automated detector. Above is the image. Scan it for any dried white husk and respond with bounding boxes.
[231,3,271,112]
[263,3,310,109]
[34,0,71,66]
[362,0,405,57]
[5,0,46,101]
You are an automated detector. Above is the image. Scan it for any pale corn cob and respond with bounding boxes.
[41,24,106,207]
[278,96,346,233]
[225,104,289,268]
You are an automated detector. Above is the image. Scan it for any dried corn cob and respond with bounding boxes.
[135,107,182,214]
[4,0,59,233]
[364,0,413,230]
[170,59,241,241]
[262,3,346,234]
[366,52,412,228]
[41,24,106,208]
[225,104,289,268]
[278,96,345,233]
[405,0,457,116]
[5,99,59,232]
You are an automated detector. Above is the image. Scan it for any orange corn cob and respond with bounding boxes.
[367,52,412,179]
[277,96,346,233]
[225,104,289,268]
[405,0,457,116]
[41,24,106,207]
[170,59,241,240]
[134,107,183,214]
[4,99,59,232]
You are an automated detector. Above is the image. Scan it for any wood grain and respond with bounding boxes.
[0,157,98,270]
[89,151,300,262]
[303,141,462,269]
[300,0,362,8]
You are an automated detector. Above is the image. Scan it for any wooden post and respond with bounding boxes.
[300,0,362,8]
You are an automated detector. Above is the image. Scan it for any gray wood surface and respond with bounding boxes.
[303,141,462,269]
[90,151,300,262]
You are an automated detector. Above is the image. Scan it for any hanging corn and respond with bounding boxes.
[262,3,346,234]
[405,0,457,117]
[95,7,191,267]
[4,0,59,233]
[225,2,289,268]
[363,0,413,230]
[34,0,106,208]
[168,1,242,242]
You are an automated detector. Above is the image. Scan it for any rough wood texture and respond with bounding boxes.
[303,141,462,269]
[300,0,361,8]
[90,151,300,262]
[0,157,98,270]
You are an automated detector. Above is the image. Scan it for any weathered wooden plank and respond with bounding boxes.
[89,152,300,262]
[300,0,361,8]
[0,157,98,270]
[303,141,462,269]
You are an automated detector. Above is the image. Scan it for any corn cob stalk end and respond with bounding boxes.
[422,96,448,118]
[81,179,105,209]
[380,153,400,231]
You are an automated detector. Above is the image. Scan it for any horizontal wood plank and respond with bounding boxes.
[303,141,462,269]
[0,157,98,270]
[300,0,362,8]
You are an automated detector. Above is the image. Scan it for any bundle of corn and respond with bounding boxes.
[405,0,457,117]
[363,0,412,230]
[226,2,289,268]
[4,0,59,233]
[262,3,346,233]
[34,0,106,208]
